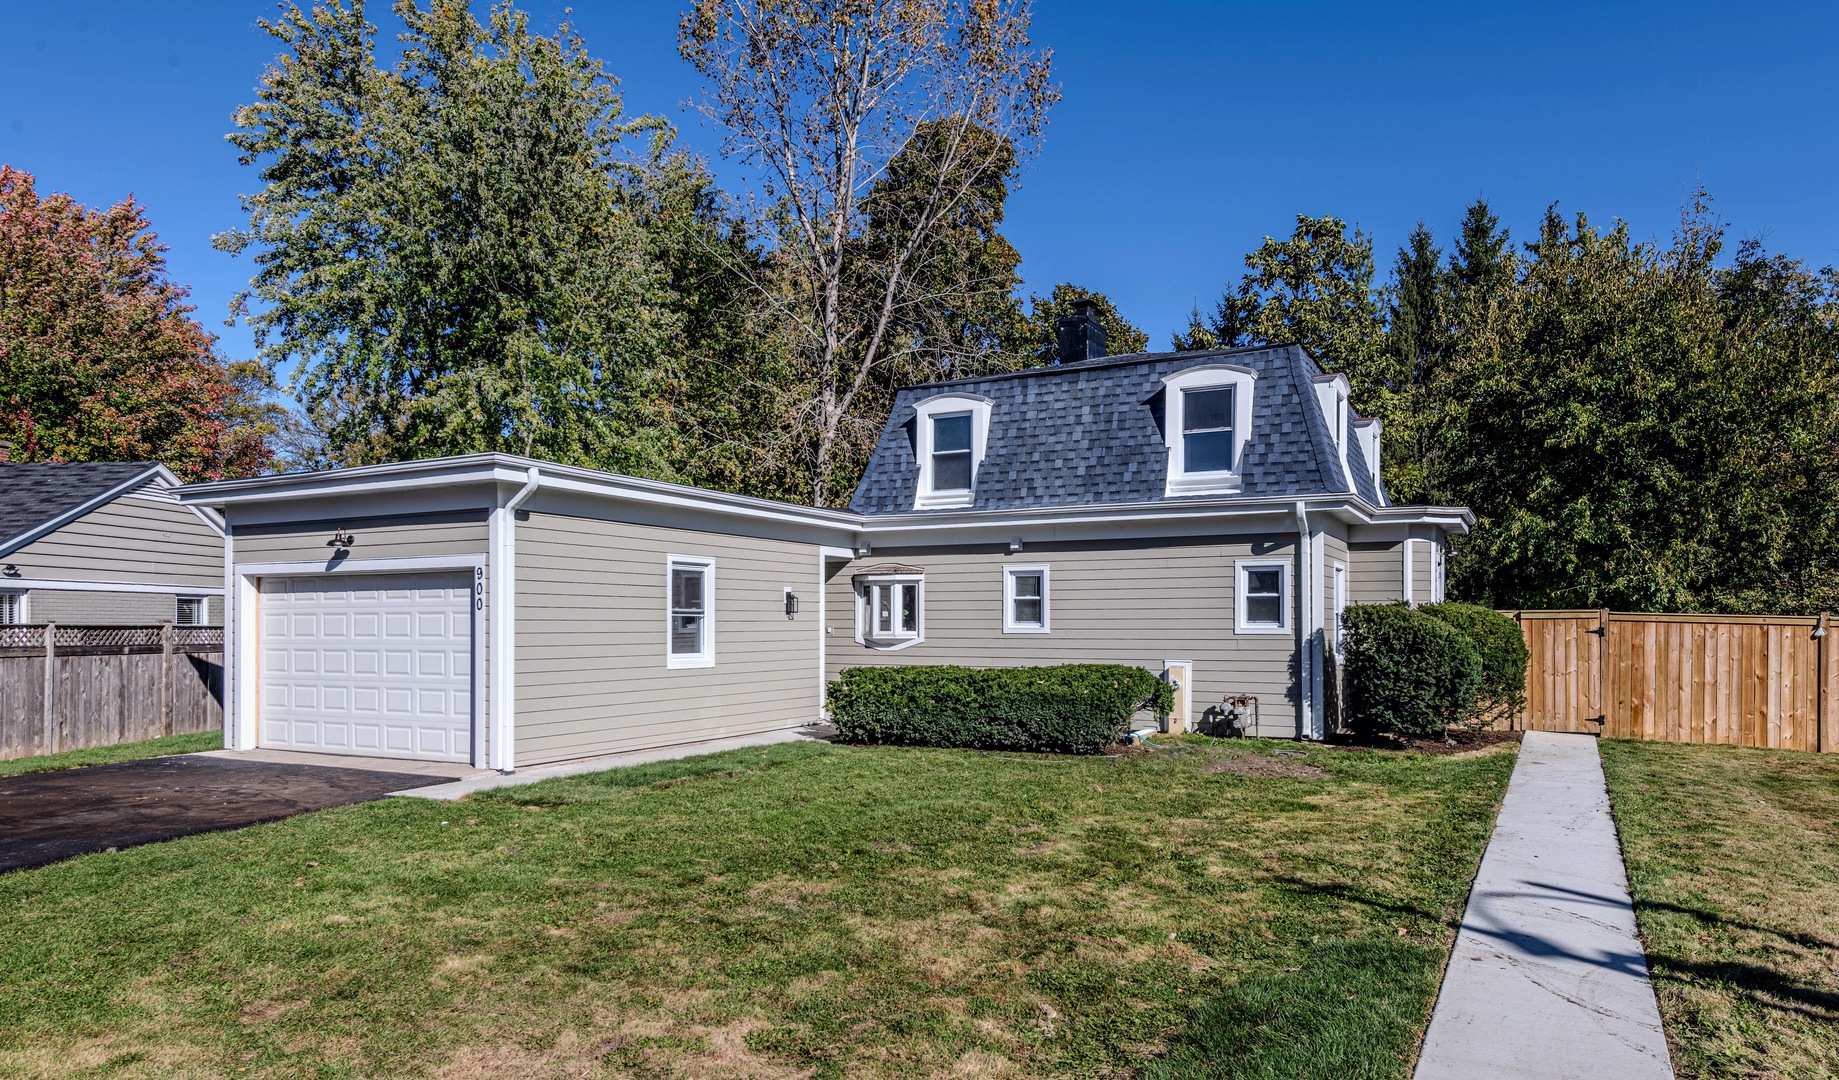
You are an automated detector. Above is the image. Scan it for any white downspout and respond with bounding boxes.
[489,467,541,772]
[1295,500,1318,741]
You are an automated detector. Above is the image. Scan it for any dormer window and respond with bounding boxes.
[1182,387,1236,472]
[931,413,974,491]
[912,393,993,509]
[1163,365,1256,497]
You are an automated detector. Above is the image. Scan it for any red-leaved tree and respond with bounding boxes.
[0,165,274,480]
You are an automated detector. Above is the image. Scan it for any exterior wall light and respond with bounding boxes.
[327,529,354,548]
[784,590,800,619]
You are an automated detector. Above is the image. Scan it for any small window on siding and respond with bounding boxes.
[667,557,715,668]
[1236,561,1290,634]
[0,592,20,625]
[1003,566,1049,633]
[176,597,206,626]
[854,566,924,650]
[1182,387,1236,473]
[931,413,974,492]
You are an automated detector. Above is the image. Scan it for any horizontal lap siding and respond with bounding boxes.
[1410,542,1434,604]
[8,496,222,589]
[1349,542,1402,605]
[515,513,819,766]
[232,513,487,564]
[824,537,1301,737]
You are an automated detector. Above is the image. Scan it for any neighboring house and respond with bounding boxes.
[175,307,1469,769]
[0,451,226,628]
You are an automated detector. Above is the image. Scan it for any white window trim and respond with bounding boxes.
[1163,365,1256,497]
[913,393,994,510]
[1002,564,1051,634]
[665,555,716,669]
[0,590,23,625]
[175,595,207,626]
[1234,558,1292,635]
[854,571,925,651]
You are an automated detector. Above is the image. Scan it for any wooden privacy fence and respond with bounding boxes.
[0,624,224,761]
[1513,609,1838,752]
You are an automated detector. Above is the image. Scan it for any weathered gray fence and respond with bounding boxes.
[0,624,224,761]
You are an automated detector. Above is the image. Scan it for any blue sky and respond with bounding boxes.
[3,0,1835,363]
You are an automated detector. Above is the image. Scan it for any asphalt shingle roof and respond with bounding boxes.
[850,344,1381,515]
[0,463,160,550]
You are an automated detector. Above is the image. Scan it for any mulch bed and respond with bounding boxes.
[1326,728,1524,756]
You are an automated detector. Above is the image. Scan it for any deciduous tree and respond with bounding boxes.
[0,165,274,479]
[219,0,678,472]
[679,0,1057,505]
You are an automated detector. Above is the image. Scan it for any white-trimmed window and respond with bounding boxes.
[666,556,715,668]
[1235,560,1291,634]
[913,393,994,509]
[175,596,206,626]
[853,565,924,650]
[1163,365,1256,496]
[1002,565,1049,633]
[0,592,20,625]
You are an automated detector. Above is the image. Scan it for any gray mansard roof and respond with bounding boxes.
[850,343,1384,515]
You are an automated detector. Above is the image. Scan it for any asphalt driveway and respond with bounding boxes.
[0,755,433,873]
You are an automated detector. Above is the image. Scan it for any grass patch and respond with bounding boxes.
[1601,739,1839,1079]
[0,737,1513,1078]
[0,730,221,778]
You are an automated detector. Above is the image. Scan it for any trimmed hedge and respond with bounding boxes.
[1343,604,1483,739]
[1420,602,1529,716]
[827,664,1173,755]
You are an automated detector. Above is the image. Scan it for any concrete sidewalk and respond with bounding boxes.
[1414,732,1672,1080]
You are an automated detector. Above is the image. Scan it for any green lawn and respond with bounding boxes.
[0,730,221,778]
[1,738,1513,1079]
[1601,740,1839,1079]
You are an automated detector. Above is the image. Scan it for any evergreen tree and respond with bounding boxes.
[1382,221,1445,502]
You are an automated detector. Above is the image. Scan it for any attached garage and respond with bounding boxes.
[257,571,476,762]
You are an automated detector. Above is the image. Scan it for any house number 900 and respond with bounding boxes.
[474,566,485,611]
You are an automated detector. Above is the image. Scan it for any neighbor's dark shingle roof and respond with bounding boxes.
[850,344,1372,515]
[0,463,160,550]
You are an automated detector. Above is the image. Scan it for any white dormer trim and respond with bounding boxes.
[913,393,994,510]
[1162,365,1256,497]
[1352,418,1385,505]
[1311,373,1352,490]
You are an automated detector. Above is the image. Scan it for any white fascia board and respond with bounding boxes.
[180,453,860,539]
[0,463,166,557]
[0,577,226,596]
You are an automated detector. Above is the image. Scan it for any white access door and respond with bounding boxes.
[258,572,474,762]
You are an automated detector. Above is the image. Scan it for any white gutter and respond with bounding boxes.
[488,467,541,772]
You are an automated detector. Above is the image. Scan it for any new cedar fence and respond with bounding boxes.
[1512,609,1838,752]
[0,624,224,761]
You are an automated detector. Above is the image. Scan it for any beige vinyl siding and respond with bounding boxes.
[231,510,487,564]
[1321,532,1349,632]
[824,536,1302,737]
[1349,542,1403,605]
[514,512,820,766]
[1410,541,1434,604]
[7,495,221,589]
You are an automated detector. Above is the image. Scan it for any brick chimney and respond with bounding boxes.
[1054,298,1107,365]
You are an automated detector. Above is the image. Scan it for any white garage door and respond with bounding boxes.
[258,572,474,762]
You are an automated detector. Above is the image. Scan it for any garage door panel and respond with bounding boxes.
[259,572,472,762]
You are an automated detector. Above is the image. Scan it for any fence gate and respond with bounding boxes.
[1514,610,1836,752]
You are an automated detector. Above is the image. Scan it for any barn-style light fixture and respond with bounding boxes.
[0,563,18,577]
[327,529,354,548]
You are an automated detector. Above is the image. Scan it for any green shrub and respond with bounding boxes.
[827,664,1173,755]
[1420,602,1528,718]
[1343,604,1483,739]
